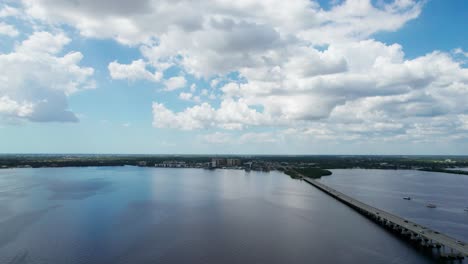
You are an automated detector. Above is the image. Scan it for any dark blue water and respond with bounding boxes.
[320,169,468,242]
[0,167,448,263]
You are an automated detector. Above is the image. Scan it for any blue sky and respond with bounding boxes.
[0,0,467,154]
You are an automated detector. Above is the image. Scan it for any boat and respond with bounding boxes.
[403,197,411,200]
[464,207,468,212]
[426,204,437,208]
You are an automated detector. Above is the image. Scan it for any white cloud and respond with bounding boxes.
[12,0,468,145]
[164,76,186,91]
[0,5,20,17]
[149,39,468,138]
[108,59,161,82]
[152,99,271,130]
[0,22,19,37]
[179,92,201,103]
[16,31,71,54]
[305,0,422,44]
[459,115,468,131]
[179,92,192,101]
[152,101,215,130]
[0,96,34,117]
[210,78,220,88]
[200,132,231,144]
[0,31,94,122]
[20,0,421,45]
[453,48,468,61]
[239,132,277,144]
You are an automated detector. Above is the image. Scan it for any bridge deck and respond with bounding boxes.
[302,177,468,256]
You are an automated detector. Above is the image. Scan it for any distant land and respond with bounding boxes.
[1,154,468,177]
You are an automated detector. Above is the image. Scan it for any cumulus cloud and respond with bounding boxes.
[153,40,467,142]
[0,31,94,122]
[201,132,231,144]
[108,59,161,82]
[0,5,20,17]
[0,96,34,117]
[152,99,273,130]
[453,48,468,60]
[179,92,192,101]
[164,76,186,91]
[0,22,19,37]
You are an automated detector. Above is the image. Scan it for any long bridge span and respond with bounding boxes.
[300,176,468,260]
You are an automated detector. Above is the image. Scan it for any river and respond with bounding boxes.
[0,167,459,263]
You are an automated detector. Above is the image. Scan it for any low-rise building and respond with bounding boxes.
[211,158,226,168]
[226,158,241,167]
[156,160,187,168]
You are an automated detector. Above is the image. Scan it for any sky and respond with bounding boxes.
[0,0,467,155]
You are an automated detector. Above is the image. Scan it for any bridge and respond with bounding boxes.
[301,176,468,260]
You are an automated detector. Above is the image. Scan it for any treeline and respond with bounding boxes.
[1,154,468,170]
[251,155,468,170]
[282,167,332,179]
[419,168,468,176]
[0,155,212,168]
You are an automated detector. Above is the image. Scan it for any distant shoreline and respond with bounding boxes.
[1,155,467,176]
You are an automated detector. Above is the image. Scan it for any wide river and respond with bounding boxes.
[0,167,465,263]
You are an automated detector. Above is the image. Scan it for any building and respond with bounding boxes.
[156,161,187,168]
[226,158,241,167]
[211,158,226,168]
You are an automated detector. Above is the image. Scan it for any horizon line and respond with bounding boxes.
[1,153,468,157]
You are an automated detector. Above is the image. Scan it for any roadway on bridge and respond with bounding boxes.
[302,177,468,257]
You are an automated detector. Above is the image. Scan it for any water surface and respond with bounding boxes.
[0,167,448,263]
[319,169,468,242]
